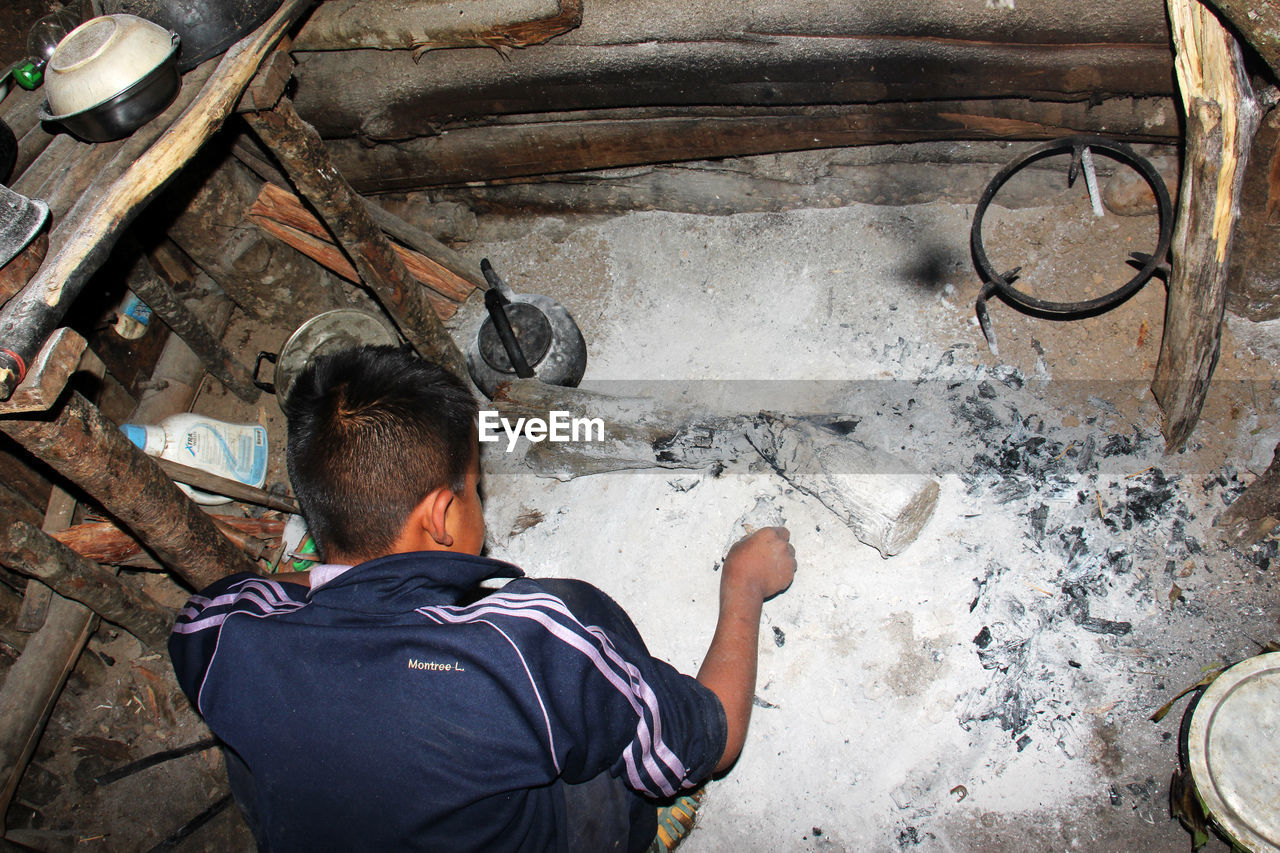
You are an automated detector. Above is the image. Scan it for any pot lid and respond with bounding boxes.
[1187,651,1280,852]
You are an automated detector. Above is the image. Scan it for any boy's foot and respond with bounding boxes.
[648,788,705,852]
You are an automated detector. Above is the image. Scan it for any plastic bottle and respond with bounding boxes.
[120,414,268,506]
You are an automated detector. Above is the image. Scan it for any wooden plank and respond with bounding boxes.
[1152,0,1262,451]
[322,98,1180,193]
[248,182,477,300]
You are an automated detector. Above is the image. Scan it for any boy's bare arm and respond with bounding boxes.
[696,527,796,773]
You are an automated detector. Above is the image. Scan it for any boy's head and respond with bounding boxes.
[284,345,482,563]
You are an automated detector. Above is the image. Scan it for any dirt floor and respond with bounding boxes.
[4,146,1279,851]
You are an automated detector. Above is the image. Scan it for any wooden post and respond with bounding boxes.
[1152,0,1262,451]
[122,247,261,403]
[240,62,468,380]
[1224,105,1280,320]
[0,392,259,590]
[0,522,173,650]
[0,587,95,818]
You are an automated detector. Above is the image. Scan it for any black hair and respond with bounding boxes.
[284,345,478,562]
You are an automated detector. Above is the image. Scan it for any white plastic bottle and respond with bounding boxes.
[120,414,268,506]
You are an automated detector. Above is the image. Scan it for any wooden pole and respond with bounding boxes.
[0,392,259,590]
[243,91,468,379]
[1203,0,1280,77]
[122,248,261,404]
[1152,0,1262,451]
[320,98,1180,194]
[0,522,174,650]
[0,588,95,818]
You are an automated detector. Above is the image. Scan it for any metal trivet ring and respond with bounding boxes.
[970,135,1174,354]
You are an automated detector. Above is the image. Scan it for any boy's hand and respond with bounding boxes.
[722,527,796,601]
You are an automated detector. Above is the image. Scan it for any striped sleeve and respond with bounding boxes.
[168,574,309,711]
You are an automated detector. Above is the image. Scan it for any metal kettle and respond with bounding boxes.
[465,259,587,398]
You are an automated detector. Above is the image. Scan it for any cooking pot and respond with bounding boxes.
[255,309,401,404]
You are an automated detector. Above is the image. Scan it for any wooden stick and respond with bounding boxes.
[294,0,580,51]
[1152,0,1263,451]
[0,522,174,650]
[52,516,286,567]
[0,0,314,401]
[248,181,483,295]
[123,247,261,403]
[243,95,469,380]
[0,585,95,817]
[153,457,300,513]
[0,392,260,590]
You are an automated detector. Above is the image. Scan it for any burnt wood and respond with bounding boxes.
[291,40,1176,140]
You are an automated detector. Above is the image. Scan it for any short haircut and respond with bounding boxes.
[284,345,478,561]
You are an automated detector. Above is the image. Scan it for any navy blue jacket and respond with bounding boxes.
[169,552,726,852]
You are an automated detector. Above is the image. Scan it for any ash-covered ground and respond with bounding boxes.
[470,196,1279,851]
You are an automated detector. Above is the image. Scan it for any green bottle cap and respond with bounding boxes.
[13,60,43,90]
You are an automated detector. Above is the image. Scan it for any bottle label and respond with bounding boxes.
[181,423,268,487]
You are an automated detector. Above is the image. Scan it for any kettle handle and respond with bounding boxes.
[480,259,536,379]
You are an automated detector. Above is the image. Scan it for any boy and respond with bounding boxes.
[169,345,795,852]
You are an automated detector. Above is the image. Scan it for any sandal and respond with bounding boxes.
[647,788,705,853]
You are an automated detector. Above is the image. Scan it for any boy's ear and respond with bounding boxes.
[401,487,456,550]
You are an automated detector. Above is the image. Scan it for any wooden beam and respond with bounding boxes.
[0,522,174,650]
[1152,0,1263,451]
[0,0,315,401]
[290,38,1175,140]
[0,392,260,590]
[1224,104,1280,320]
[322,98,1180,193]
[243,94,468,380]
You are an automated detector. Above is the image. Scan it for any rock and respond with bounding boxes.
[1102,155,1179,216]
